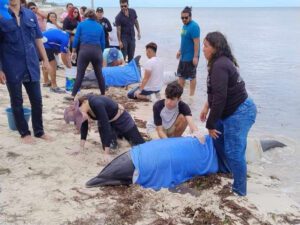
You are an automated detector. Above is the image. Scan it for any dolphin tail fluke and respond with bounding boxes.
[260,140,286,152]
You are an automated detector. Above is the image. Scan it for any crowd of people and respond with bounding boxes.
[0,0,257,196]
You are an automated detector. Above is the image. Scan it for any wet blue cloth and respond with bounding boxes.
[213,98,256,196]
[102,58,140,86]
[130,136,218,190]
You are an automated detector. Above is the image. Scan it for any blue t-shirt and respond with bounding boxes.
[43,29,69,53]
[180,20,200,62]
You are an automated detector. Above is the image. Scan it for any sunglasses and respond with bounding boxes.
[30,7,36,10]
[181,16,189,20]
[121,5,128,8]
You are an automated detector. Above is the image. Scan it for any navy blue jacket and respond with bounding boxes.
[0,7,43,83]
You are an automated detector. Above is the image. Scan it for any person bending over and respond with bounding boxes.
[102,47,125,67]
[64,95,145,155]
[42,29,72,93]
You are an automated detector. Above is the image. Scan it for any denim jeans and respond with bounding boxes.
[6,81,44,138]
[127,86,160,99]
[213,98,257,196]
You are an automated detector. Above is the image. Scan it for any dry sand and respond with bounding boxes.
[0,69,300,225]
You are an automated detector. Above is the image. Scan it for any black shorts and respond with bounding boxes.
[177,60,197,80]
[45,48,56,62]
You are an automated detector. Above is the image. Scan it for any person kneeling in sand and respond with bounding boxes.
[102,47,125,67]
[42,29,72,93]
[127,42,163,101]
[64,94,145,155]
[153,82,199,138]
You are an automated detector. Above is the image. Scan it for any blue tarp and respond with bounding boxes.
[102,59,141,87]
[130,136,219,190]
[81,59,141,88]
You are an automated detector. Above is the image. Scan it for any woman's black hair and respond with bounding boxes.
[47,12,57,23]
[182,6,192,17]
[205,31,238,73]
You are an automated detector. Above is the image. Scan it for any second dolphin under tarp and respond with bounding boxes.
[81,56,141,88]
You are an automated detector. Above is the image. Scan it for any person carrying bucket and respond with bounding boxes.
[42,29,72,93]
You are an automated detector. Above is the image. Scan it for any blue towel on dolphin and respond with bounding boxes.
[102,58,141,87]
[130,136,218,190]
[0,0,12,20]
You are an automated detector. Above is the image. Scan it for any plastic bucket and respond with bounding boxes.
[5,107,31,131]
[65,77,76,93]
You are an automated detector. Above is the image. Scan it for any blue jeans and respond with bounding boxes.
[213,98,257,196]
[6,81,44,138]
[127,86,159,99]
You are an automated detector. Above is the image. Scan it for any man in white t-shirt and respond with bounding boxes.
[127,42,164,100]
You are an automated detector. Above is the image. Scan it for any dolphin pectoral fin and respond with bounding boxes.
[260,140,286,152]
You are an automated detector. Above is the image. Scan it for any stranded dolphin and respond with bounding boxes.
[81,56,141,89]
[86,137,287,189]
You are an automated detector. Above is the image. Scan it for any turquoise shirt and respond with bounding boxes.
[180,20,200,62]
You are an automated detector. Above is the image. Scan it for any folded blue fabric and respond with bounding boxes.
[131,136,219,190]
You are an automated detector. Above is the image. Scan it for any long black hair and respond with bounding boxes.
[205,31,238,73]
[47,12,57,23]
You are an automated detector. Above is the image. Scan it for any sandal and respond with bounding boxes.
[43,82,51,87]
[50,87,65,94]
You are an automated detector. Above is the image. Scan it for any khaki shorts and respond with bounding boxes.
[163,123,176,137]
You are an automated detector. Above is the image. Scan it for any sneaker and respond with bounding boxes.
[50,87,65,94]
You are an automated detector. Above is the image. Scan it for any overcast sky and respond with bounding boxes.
[52,0,300,7]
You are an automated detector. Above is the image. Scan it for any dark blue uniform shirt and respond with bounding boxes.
[0,7,42,83]
[115,8,137,41]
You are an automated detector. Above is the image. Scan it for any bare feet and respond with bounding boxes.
[39,134,53,142]
[21,135,35,144]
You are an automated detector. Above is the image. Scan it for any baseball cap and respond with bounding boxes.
[107,48,119,64]
[0,0,12,20]
[96,7,103,12]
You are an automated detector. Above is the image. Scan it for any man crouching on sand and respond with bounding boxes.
[0,0,52,144]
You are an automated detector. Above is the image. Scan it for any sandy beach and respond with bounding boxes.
[0,66,299,225]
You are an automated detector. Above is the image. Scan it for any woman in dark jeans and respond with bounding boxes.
[70,10,106,98]
[63,7,81,55]
[200,31,257,196]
